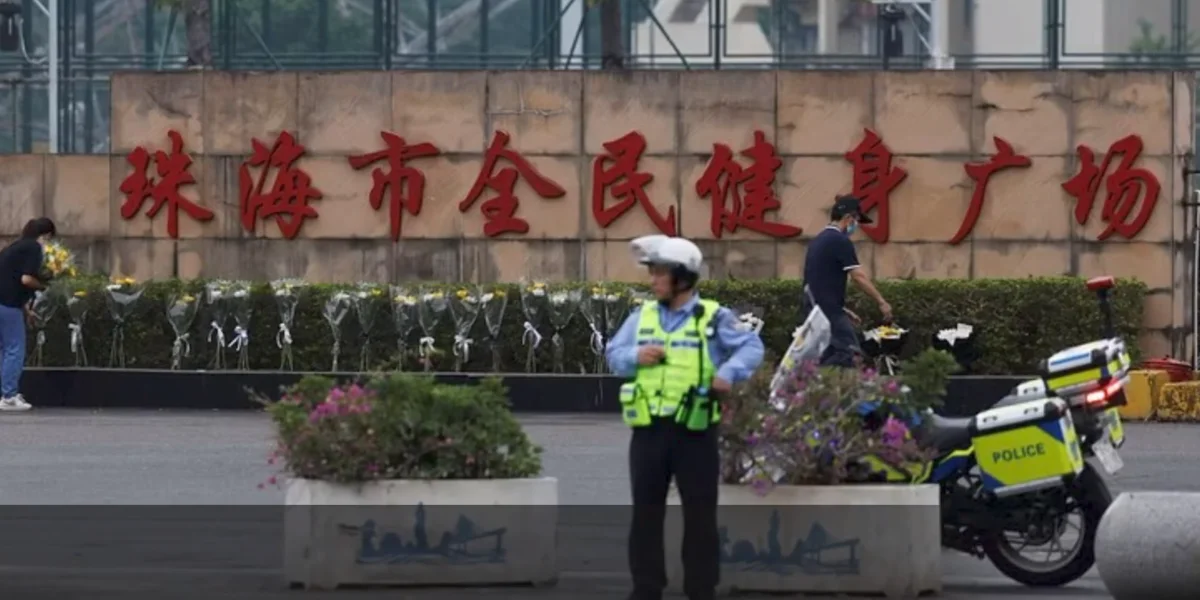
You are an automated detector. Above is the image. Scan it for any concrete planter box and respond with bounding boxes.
[666,484,941,598]
[284,477,559,590]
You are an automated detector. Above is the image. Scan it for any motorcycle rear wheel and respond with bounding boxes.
[982,465,1112,588]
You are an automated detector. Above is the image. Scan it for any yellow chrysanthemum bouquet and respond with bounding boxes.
[449,286,482,371]
[40,240,78,280]
[416,287,448,371]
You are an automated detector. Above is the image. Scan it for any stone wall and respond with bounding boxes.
[0,70,1192,356]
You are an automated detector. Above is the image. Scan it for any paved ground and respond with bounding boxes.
[0,411,1196,599]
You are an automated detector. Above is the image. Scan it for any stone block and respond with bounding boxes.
[874,243,970,280]
[110,72,205,155]
[971,242,1070,278]
[487,72,582,155]
[1075,242,1173,290]
[665,484,941,597]
[0,154,44,235]
[203,72,299,156]
[1096,491,1200,599]
[1071,71,1172,156]
[874,71,972,155]
[462,240,583,283]
[777,72,873,156]
[284,477,559,590]
[393,71,487,154]
[583,71,679,155]
[44,155,110,237]
[297,71,393,155]
[679,71,775,155]
[973,71,1071,156]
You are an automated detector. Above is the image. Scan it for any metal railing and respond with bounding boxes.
[2,0,1200,153]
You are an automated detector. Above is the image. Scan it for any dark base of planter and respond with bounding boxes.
[18,368,1027,417]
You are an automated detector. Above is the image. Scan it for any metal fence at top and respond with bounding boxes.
[3,0,1200,153]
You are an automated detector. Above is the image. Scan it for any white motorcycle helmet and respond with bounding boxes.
[631,235,705,291]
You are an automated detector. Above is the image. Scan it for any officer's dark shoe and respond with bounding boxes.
[627,587,662,600]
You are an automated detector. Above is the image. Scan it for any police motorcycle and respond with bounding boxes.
[856,275,1129,588]
[769,276,1128,588]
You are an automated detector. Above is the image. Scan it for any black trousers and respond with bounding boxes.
[628,417,719,600]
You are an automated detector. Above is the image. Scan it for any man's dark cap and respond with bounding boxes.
[832,195,872,224]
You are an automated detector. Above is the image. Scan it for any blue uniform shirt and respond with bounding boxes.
[604,294,765,384]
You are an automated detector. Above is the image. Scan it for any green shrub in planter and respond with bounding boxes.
[28,276,1145,375]
[260,373,543,483]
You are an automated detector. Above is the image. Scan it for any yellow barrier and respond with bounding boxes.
[1121,370,1169,420]
[1155,381,1200,422]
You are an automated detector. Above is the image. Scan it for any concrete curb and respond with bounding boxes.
[1096,491,1200,599]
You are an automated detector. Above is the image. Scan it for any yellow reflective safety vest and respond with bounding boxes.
[619,299,721,431]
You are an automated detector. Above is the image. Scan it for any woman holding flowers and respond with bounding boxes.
[0,218,57,412]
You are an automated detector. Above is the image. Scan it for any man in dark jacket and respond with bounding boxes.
[802,196,891,367]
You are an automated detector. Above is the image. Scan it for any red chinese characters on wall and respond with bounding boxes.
[118,130,214,239]
[348,132,441,241]
[115,128,1166,244]
[239,132,323,240]
[1062,134,1160,241]
[950,137,1032,245]
[592,132,677,236]
[695,131,801,239]
[459,131,567,237]
[844,129,907,244]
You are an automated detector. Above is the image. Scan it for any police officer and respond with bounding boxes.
[605,237,765,600]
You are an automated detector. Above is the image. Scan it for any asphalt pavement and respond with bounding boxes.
[0,411,1196,599]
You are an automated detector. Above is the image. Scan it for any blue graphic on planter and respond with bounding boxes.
[353,503,508,565]
[719,510,860,575]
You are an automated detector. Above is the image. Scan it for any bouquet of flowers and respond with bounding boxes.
[64,280,90,366]
[205,280,233,369]
[271,279,306,371]
[416,287,447,372]
[166,289,201,370]
[323,290,352,372]
[546,285,581,373]
[579,285,609,373]
[389,286,419,371]
[104,276,143,367]
[449,286,482,372]
[28,290,58,366]
[931,323,981,374]
[480,286,508,372]
[519,279,548,372]
[861,323,909,375]
[352,282,385,371]
[226,281,253,370]
[40,240,78,280]
[732,304,765,335]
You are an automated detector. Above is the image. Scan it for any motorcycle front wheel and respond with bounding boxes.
[982,465,1112,588]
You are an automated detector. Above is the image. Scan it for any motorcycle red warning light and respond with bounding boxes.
[1084,378,1124,406]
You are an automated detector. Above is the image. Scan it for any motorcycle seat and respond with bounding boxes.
[926,413,974,452]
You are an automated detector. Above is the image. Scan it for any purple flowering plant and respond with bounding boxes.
[257,373,543,484]
[720,349,957,490]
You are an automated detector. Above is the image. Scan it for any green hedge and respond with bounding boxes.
[26,277,1145,375]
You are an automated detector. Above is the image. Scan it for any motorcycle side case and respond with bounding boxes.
[1039,338,1131,399]
[969,397,1085,496]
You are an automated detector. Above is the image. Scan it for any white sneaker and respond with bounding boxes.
[0,395,31,412]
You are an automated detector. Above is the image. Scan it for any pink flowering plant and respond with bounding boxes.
[258,373,543,483]
[721,349,957,489]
